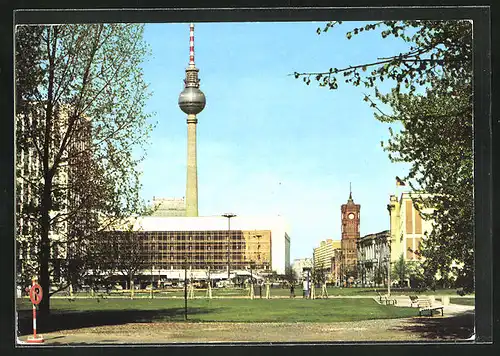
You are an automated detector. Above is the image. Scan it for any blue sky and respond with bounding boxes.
[139,21,412,261]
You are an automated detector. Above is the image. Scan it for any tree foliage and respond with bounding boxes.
[392,254,409,284]
[89,221,150,290]
[284,266,298,283]
[294,20,473,292]
[312,263,326,285]
[15,24,154,314]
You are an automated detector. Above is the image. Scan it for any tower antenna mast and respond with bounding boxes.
[179,23,206,217]
[189,22,195,67]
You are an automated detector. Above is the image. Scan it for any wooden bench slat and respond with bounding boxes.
[377,294,397,305]
[417,297,444,316]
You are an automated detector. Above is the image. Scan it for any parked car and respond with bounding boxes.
[216,280,234,288]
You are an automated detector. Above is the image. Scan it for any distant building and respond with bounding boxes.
[387,192,434,263]
[16,105,92,286]
[100,215,291,278]
[340,188,361,281]
[331,249,343,286]
[313,239,341,281]
[149,197,186,217]
[356,230,390,287]
[291,258,313,281]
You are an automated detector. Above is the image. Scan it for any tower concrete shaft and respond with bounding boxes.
[186,114,198,216]
[178,23,205,217]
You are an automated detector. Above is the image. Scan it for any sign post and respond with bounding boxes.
[26,278,44,343]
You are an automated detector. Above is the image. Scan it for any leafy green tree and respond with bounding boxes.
[284,266,298,284]
[391,254,409,286]
[373,262,386,287]
[405,260,426,289]
[312,263,326,286]
[15,24,154,314]
[294,20,473,292]
[88,220,148,291]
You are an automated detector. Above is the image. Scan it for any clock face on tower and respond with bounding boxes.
[348,213,355,220]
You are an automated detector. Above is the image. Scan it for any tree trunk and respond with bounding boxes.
[38,179,52,316]
[39,26,56,317]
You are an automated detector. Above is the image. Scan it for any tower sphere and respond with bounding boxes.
[178,86,206,115]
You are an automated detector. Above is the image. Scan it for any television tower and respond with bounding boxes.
[178,23,206,217]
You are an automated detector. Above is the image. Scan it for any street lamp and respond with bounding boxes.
[222,213,236,280]
[255,234,262,268]
[150,265,154,299]
[150,235,155,299]
[386,234,392,297]
[386,203,394,296]
[184,257,188,320]
[371,258,378,287]
[249,262,255,299]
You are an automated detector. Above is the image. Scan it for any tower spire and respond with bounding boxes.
[348,182,353,202]
[179,23,206,217]
[189,22,195,67]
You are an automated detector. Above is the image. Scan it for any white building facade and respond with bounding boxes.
[291,258,313,281]
[119,215,291,276]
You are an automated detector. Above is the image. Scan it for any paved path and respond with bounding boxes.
[17,295,474,345]
[17,306,475,345]
[14,319,433,344]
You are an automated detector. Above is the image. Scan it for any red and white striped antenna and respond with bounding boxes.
[189,23,195,66]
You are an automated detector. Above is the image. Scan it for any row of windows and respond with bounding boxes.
[39,260,272,273]
[140,253,261,260]
[136,231,245,240]
[146,262,271,270]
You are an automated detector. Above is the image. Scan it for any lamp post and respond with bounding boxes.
[387,235,392,297]
[249,262,255,299]
[386,203,394,295]
[150,235,155,299]
[184,257,188,320]
[222,213,236,280]
[150,265,154,299]
[371,258,378,287]
[255,234,262,268]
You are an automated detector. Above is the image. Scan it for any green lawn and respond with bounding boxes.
[450,297,475,306]
[17,298,417,323]
[47,286,468,298]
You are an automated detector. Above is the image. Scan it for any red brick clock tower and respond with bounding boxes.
[340,184,360,281]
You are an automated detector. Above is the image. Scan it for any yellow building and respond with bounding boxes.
[387,192,434,263]
[313,239,341,274]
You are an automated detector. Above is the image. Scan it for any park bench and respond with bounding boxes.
[418,297,444,316]
[409,295,419,307]
[381,295,397,305]
[377,292,397,305]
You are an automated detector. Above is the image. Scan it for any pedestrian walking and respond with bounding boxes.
[290,284,295,298]
[302,279,308,298]
[265,279,271,299]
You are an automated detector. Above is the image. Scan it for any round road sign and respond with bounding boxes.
[29,284,43,305]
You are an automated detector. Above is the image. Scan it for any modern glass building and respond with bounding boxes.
[313,239,341,278]
[100,216,290,279]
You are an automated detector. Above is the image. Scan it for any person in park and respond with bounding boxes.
[321,281,328,299]
[249,278,255,299]
[302,279,308,298]
[290,283,295,298]
[310,281,316,299]
[265,279,271,299]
